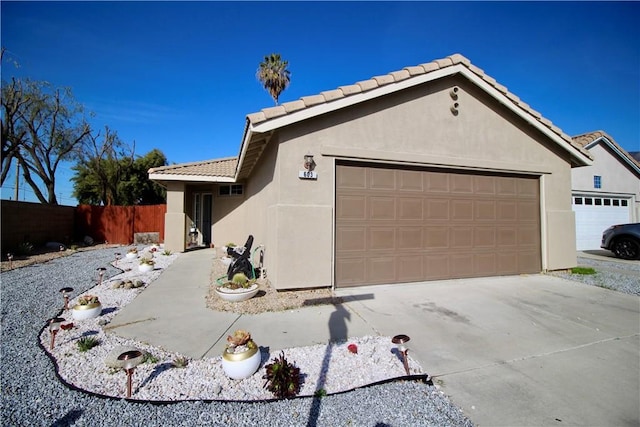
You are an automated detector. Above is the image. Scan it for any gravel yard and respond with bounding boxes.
[1,246,474,427]
[548,255,640,296]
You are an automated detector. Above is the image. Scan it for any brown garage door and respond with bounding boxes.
[335,163,541,287]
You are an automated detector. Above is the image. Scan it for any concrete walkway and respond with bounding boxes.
[108,249,640,427]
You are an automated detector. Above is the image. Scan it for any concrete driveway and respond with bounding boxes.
[336,274,640,426]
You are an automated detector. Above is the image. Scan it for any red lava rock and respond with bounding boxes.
[61,323,74,330]
[347,343,358,354]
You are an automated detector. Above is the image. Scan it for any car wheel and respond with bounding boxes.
[611,237,640,260]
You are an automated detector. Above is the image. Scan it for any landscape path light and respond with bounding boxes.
[117,350,144,398]
[7,253,13,269]
[114,252,121,266]
[392,334,411,376]
[96,267,107,285]
[48,317,65,350]
[59,287,73,310]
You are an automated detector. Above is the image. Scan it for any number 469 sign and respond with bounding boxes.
[298,170,318,180]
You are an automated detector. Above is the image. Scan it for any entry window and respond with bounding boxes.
[219,184,243,196]
[593,175,602,189]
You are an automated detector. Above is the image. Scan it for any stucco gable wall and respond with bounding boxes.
[572,143,640,196]
[264,76,577,287]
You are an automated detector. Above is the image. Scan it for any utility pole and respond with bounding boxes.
[14,162,19,201]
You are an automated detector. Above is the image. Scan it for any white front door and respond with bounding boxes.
[573,195,631,250]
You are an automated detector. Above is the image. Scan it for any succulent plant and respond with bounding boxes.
[139,257,155,266]
[77,336,100,352]
[172,356,189,368]
[77,294,100,305]
[127,247,138,254]
[226,329,253,348]
[232,273,248,286]
[263,351,302,398]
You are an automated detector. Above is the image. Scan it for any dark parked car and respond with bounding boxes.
[601,223,640,260]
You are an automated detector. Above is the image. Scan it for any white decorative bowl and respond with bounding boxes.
[72,303,102,320]
[139,263,154,273]
[215,284,259,302]
[126,252,137,260]
[221,346,261,379]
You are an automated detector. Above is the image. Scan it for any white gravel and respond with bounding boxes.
[2,245,474,426]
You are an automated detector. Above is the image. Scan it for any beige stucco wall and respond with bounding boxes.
[164,182,187,253]
[571,142,640,220]
[232,75,580,289]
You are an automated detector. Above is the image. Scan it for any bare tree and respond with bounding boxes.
[1,77,91,204]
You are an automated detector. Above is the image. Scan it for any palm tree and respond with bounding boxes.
[256,53,291,105]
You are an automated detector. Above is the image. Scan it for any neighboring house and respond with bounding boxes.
[571,131,640,250]
[149,53,593,290]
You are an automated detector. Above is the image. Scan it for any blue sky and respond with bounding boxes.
[1,1,639,205]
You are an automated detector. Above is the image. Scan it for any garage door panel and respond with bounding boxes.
[427,199,450,220]
[338,167,367,189]
[398,255,424,282]
[369,257,396,283]
[474,176,496,195]
[475,253,497,275]
[337,195,367,220]
[426,172,450,192]
[476,200,496,220]
[370,169,396,190]
[399,170,424,192]
[451,200,473,221]
[336,227,366,252]
[497,253,519,275]
[336,164,541,287]
[452,175,474,193]
[335,258,367,286]
[497,201,517,221]
[398,198,423,220]
[425,227,449,248]
[399,227,423,250]
[451,254,475,277]
[452,227,474,248]
[425,254,451,279]
[370,197,396,220]
[369,227,396,250]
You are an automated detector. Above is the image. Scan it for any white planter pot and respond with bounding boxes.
[139,263,154,273]
[221,257,232,266]
[215,284,259,302]
[126,252,137,260]
[72,302,102,320]
[221,346,261,380]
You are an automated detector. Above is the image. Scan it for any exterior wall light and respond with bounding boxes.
[118,350,144,398]
[392,334,411,375]
[303,153,315,171]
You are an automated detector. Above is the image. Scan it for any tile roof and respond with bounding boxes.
[572,131,640,169]
[149,157,237,178]
[245,53,590,160]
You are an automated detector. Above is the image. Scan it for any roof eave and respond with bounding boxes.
[244,64,592,169]
[149,173,235,183]
[586,136,640,174]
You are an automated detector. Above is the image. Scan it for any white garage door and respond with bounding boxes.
[573,195,631,250]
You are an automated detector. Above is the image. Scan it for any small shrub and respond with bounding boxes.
[162,249,171,256]
[142,352,159,364]
[16,242,34,256]
[263,351,302,398]
[232,273,248,286]
[77,337,100,352]
[571,267,596,275]
[172,356,189,368]
[314,388,327,398]
[70,244,78,251]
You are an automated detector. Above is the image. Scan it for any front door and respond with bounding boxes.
[193,193,213,246]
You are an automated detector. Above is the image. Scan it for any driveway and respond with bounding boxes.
[336,274,640,426]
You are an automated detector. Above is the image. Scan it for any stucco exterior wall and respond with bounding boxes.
[240,76,579,289]
[571,142,640,220]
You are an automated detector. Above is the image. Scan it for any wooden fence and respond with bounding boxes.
[1,200,166,250]
[75,205,166,244]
